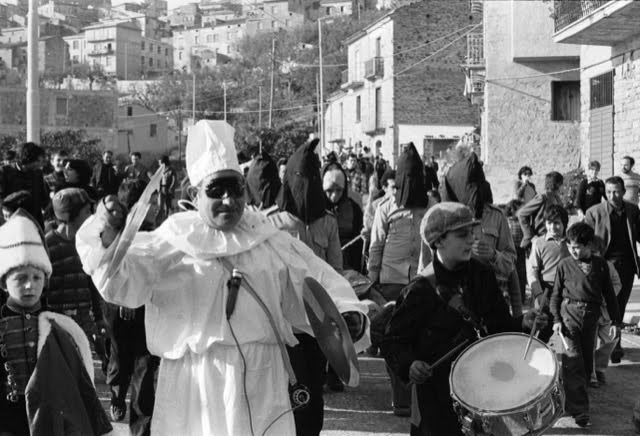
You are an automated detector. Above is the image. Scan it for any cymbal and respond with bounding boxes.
[303,277,360,387]
[104,168,163,280]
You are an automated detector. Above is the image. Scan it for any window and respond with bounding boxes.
[72,55,78,62]
[178,51,182,60]
[195,36,199,44]
[158,46,161,54]
[375,87,382,129]
[73,40,78,49]
[141,41,145,50]
[149,57,153,67]
[214,34,219,42]
[150,123,157,137]
[551,81,580,122]
[56,97,67,116]
[165,48,169,56]
[326,7,331,14]
[271,21,276,28]
[127,106,133,116]
[355,95,361,122]
[340,6,344,12]
[258,22,263,30]
[590,71,613,109]
[227,32,231,40]
[141,55,145,65]
[375,37,381,57]
[207,34,213,43]
[105,56,111,66]
[285,19,290,27]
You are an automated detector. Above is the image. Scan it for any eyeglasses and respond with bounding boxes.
[204,180,245,199]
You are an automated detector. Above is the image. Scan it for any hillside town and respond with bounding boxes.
[2,1,640,436]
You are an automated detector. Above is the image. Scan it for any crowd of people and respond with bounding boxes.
[0,128,639,436]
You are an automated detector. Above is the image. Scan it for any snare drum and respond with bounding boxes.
[450,333,564,436]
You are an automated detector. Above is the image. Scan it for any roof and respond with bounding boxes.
[84,19,140,31]
[343,11,393,46]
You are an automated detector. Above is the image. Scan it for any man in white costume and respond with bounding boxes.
[76,120,370,436]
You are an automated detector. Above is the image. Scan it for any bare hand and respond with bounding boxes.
[97,195,127,248]
[471,239,495,260]
[610,324,619,338]
[119,307,136,321]
[409,360,432,385]
[552,322,563,336]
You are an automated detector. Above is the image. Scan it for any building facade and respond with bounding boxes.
[324,0,477,166]
[553,0,640,179]
[0,35,69,74]
[482,0,581,202]
[118,103,169,155]
[64,20,173,79]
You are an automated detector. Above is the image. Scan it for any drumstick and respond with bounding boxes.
[558,330,569,350]
[432,339,470,370]
[341,235,364,251]
[522,319,538,360]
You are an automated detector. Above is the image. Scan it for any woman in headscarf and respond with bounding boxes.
[366,142,429,416]
[267,139,343,435]
[246,150,282,211]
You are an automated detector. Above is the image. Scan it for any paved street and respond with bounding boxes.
[98,283,640,436]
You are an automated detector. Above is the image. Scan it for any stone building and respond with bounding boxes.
[0,35,69,74]
[553,0,640,179]
[324,0,478,166]
[482,0,581,203]
[118,103,169,155]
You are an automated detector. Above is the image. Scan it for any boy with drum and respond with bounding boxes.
[381,202,548,436]
[550,222,621,428]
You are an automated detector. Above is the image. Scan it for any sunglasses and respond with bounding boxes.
[204,180,245,199]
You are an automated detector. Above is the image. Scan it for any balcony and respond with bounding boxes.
[340,69,364,90]
[463,33,484,69]
[364,57,384,80]
[554,0,640,46]
[87,48,114,56]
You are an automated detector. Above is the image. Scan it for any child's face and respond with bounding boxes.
[4,266,45,309]
[545,219,564,238]
[567,241,592,262]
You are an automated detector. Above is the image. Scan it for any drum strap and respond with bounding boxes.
[421,263,487,338]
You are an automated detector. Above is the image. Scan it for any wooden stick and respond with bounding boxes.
[558,330,569,350]
[432,339,470,370]
[523,319,538,360]
[341,234,364,251]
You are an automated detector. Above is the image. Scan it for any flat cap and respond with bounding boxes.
[52,188,94,221]
[421,202,479,245]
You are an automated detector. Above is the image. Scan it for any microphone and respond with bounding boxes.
[226,269,243,320]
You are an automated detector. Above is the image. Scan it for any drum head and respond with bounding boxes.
[450,333,557,413]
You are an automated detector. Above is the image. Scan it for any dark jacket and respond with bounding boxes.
[577,178,605,214]
[90,162,120,198]
[322,162,363,272]
[585,201,640,275]
[0,164,48,227]
[381,257,522,436]
[26,319,112,436]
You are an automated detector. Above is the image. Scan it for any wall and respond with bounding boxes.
[392,0,477,128]
[483,0,581,203]
[118,104,169,154]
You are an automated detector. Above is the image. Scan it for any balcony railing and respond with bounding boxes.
[364,57,384,80]
[340,68,364,90]
[554,0,610,32]
[466,33,484,67]
[87,48,114,56]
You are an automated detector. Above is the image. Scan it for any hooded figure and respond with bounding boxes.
[246,151,282,210]
[277,139,327,224]
[267,139,344,435]
[322,161,364,272]
[435,154,522,316]
[76,121,370,436]
[395,143,429,209]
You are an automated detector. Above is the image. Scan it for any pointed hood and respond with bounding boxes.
[276,139,327,224]
[246,151,282,209]
[395,143,428,208]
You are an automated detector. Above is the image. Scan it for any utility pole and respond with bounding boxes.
[318,19,324,154]
[26,0,39,142]
[223,81,227,122]
[124,42,127,80]
[258,86,262,127]
[192,69,196,125]
[268,38,275,128]
[316,73,321,134]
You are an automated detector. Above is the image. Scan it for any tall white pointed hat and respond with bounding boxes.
[0,209,52,280]
[186,120,240,186]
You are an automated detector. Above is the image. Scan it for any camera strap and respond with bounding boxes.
[219,258,298,386]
